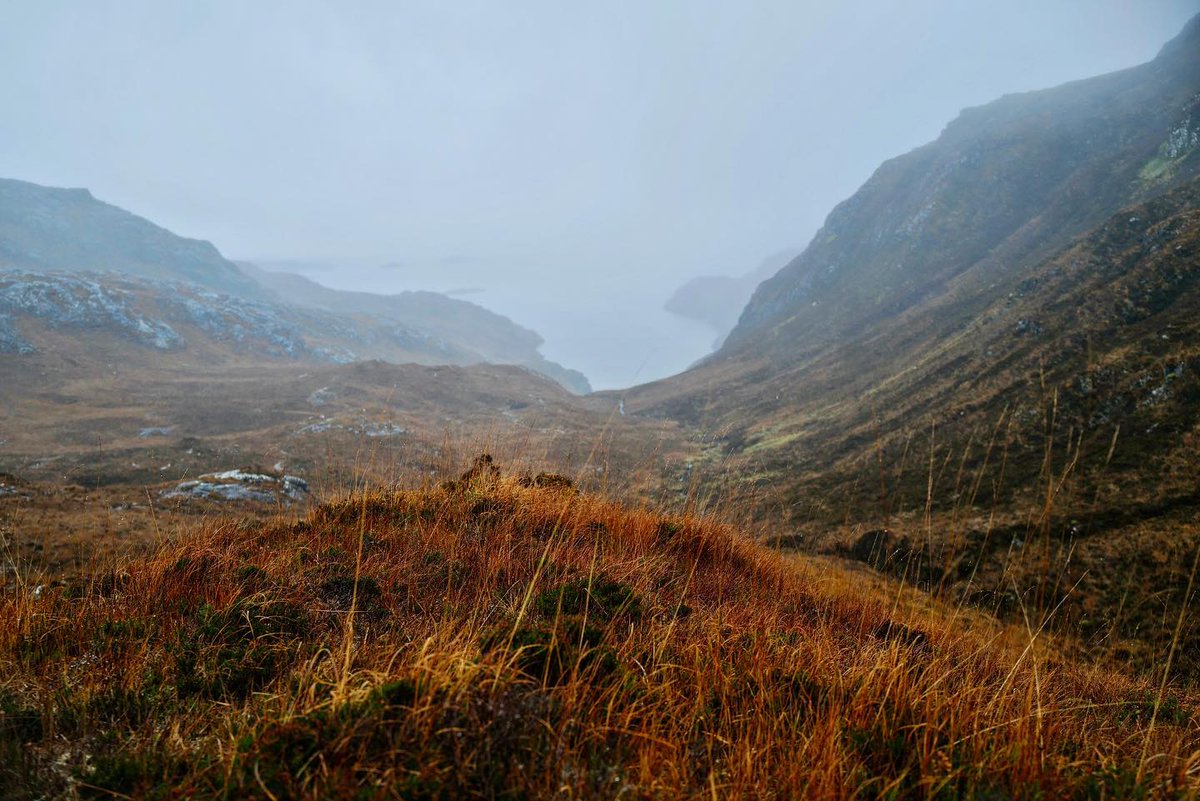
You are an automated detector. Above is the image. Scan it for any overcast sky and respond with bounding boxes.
[2,1,1197,388]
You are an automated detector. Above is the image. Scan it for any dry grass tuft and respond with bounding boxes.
[2,458,1197,799]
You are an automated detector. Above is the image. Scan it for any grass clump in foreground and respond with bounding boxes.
[2,459,1199,799]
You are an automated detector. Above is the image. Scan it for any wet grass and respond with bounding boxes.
[2,463,1199,798]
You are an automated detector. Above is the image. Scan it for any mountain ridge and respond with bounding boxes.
[0,178,590,392]
[726,15,1200,356]
[612,13,1200,541]
[0,178,263,299]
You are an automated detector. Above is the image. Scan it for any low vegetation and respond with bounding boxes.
[2,458,1198,799]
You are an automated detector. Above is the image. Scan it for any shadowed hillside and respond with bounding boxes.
[728,15,1200,355]
[603,15,1200,689]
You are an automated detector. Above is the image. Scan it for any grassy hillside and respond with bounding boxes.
[0,179,263,300]
[3,460,1198,799]
[239,263,591,394]
[0,178,591,393]
[0,266,590,394]
[728,14,1199,354]
[613,21,1200,682]
[618,180,1200,687]
[636,179,1200,511]
[0,359,690,580]
[622,16,1200,544]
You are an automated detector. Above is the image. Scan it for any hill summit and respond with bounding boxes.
[3,459,1196,798]
[0,178,263,299]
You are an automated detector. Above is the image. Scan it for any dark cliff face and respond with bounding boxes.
[0,178,265,299]
[725,13,1200,358]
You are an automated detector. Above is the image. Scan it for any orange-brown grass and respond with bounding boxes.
[2,464,1197,799]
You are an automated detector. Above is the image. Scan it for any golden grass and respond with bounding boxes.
[1,461,1198,799]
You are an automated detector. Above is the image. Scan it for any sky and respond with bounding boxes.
[2,1,1197,389]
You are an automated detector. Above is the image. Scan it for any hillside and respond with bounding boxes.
[0,179,589,392]
[0,269,459,364]
[632,179,1200,511]
[0,354,691,582]
[607,15,1200,683]
[240,263,590,394]
[4,466,1198,799]
[727,14,1200,356]
[0,353,670,494]
[10,9,1200,801]
[658,182,1200,679]
[0,179,264,299]
[624,14,1200,522]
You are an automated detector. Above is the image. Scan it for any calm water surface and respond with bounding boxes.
[284,263,718,392]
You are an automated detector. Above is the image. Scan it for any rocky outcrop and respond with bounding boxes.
[163,469,309,504]
[0,271,183,353]
[0,268,588,388]
[0,178,590,392]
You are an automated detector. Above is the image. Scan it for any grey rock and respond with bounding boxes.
[162,468,310,504]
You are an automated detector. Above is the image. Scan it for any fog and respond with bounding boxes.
[2,1,1196,388]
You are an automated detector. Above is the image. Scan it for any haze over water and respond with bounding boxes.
[268,259,717,391]
[4,1,1195,390]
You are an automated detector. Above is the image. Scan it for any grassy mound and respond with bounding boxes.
[2,464,1197,799]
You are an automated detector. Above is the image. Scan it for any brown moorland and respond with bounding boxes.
[2,459,1198,799]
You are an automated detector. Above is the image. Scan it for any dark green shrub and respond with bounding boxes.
[76,751,190,801]
[170,596,310,701]
[484,619,619,685]
[533,575,644,622]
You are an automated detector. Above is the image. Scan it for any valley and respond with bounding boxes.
[2,9,1200,799]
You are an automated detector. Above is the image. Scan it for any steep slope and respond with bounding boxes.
[624,14,1200,507]
[609,18,1200,683]
[240,263,591,393]
[727,13,1200,357]
[0,179,263,299]
[641,180,1200,508]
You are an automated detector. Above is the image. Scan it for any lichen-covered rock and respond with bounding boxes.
[138,426,175,438]
[0,271,183,351]
[0,313,32,354]
[162,469,309,504]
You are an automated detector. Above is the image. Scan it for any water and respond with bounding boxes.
[474,283,718,391]
[270,261,719,392]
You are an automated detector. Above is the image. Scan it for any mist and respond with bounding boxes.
[2,0,1195,388]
